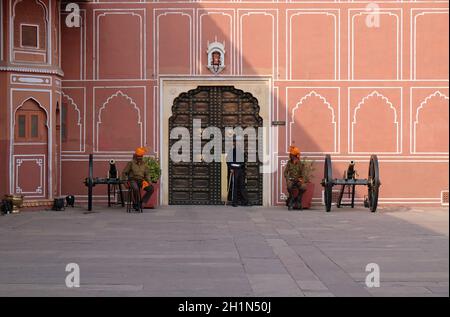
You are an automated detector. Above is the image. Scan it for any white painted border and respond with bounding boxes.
[287,9,339,80]
[19,23,39,49]
[238,9,278,78]
[410,87,449,154]
[92,86,147,153]
[348,87,403,154]
[61,87,86,153]
[411,9,449,81]
[286,86,341,155]
[13,154,46,198]
[349,9,402,80]
[10,73,52,86]
[9,88,52,198]
[93,8,146,80]
[10,0,50,65]
[154,9,194,76]
[61,9,86,80]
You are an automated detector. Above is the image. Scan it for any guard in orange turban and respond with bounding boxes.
[135,147,147,157]
[284,145,305,210]
[122,146,154,211]
[289,145,300,158]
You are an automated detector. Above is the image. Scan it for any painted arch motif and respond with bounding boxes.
[96,91,143,152]
[352,91,399,153]
[290,91,337,153]
[414,91,449,153]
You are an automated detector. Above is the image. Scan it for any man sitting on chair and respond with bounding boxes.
[122,147,154,211]
[284,145,306,210]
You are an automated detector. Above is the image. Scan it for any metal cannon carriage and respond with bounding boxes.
[320,154,381,212]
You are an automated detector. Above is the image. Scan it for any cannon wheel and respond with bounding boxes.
[323,154,333,212]
[87,154,94,211]
[368,155,380,212]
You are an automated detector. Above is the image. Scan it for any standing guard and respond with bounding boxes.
[227,140,249,207]
[284,145,306,210]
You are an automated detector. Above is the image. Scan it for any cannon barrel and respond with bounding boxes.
[108,159,118,179]
[346,161,356,180]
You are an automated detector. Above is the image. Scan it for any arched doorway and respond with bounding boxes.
[168,86,263,205]
[13,98,48,198]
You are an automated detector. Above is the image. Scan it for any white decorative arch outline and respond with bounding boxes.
[413,91,449,154]
[14,96,49,127]
[11,0,49,63]
[351,11,400,80]
[289,11,338,80]
[156,11,193,75]
[351,91,399,153]
[289,91,337,153]
[96,90,143,152]
[62,92,84,153]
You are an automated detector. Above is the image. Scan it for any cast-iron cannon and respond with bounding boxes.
[320,154,380,212]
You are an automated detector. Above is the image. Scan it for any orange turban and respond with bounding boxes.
[135,147,147,156]
[289,145,300,157]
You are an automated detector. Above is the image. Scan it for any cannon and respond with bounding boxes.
[84,154,125,211]
[320,155,380,212]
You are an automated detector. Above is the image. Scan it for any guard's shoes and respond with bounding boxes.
[288,200,294,211]
[232,203,238,207]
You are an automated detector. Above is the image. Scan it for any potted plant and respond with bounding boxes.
[142,156,161,208]
[300,157,316,209]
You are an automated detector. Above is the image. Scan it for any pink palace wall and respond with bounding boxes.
[0,0,448,207]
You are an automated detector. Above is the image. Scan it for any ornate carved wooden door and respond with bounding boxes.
[169,86,263,205]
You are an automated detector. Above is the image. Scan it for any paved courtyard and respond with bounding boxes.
[0,205,448,297]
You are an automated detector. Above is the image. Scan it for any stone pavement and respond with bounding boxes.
[0,205,448,297]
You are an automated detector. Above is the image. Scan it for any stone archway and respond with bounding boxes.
[160,78,272,206]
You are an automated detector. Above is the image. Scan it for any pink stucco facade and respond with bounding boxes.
[0,0,448,207]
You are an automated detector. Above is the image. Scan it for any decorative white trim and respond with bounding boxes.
[349,88,402,154]
[94,90,144,152]
[11,0,49,64]
[62,91,85,153]
[412,90,449,154]
[154,9,193,76]
[411,9,449,80]
[61,9,86,80]
[238,9,278,78]
[94,9,146,80]
[287,9,339,80]
[9,88,52,198]
[289,91,338,154]
[14,155,45,197]
[10,73,52,86]
[19,23,39,49]
[0,65,64,76]
[349,9,402,80]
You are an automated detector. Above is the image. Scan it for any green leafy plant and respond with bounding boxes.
[143,156,161,183]
[300,157,316,183]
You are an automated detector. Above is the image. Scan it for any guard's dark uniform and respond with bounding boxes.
[227,146,249,207]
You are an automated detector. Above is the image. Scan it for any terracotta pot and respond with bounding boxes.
[141,181,159,209]
[301,183,315,209]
